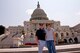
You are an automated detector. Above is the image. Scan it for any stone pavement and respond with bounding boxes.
[0,44,80,53]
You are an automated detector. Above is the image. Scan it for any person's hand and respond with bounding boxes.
[54,41,56,45]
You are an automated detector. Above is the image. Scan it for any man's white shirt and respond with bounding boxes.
[45,28,55,41]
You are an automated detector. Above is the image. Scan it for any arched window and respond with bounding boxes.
[66,32,69,36]
[61,33,64,37]
[64,39,67,43]
[69,38,73,43]
[72,33,74,35]
[74,37,78,43]
[72,33,74,37]
[61,33,64,39]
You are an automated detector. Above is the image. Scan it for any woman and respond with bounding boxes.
[45,23,56,53]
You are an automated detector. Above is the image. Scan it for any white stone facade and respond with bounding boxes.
[23,19,78,44]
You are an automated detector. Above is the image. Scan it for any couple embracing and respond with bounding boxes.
[35,23,56,53]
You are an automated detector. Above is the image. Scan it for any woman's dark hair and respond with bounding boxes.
[0,25,5,35]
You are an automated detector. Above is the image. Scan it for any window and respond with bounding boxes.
[66,32,69,36]
[61,33,64,37]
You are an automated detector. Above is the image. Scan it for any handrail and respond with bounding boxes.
[1,36,7,41]
[12,33,18,37]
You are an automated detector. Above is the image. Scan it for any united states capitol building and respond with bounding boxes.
[0,2,80,48]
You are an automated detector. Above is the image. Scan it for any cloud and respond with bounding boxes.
[26,9,34,15]
[75,11,80,16]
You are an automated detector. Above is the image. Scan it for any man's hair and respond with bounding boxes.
[39,23,44,26]
[46,23,52,26]
[0,25,5,35]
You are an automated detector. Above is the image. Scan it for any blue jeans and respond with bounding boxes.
[46,40,56,53]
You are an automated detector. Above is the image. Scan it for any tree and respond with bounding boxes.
[0,25,5,35]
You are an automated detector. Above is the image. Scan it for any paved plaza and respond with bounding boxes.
[0,44,80,53]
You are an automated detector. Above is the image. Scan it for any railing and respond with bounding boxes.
[1,36,7,41]
[12,33,18,37]
[0,44,13,48]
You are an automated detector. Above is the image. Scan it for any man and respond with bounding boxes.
[35,23,46,53]
[45,23,56,53]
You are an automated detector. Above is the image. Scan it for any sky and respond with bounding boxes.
[0,0,80,27]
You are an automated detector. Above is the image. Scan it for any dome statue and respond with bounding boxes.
[30,2,49,21]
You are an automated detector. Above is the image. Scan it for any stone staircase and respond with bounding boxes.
[0,44,80,53]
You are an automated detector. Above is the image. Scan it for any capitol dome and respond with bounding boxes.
[30,2,49,21]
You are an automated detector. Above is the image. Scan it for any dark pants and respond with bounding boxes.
[46,40,56,53]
